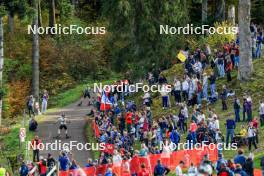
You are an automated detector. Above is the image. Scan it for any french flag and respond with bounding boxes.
[100,91,112,111]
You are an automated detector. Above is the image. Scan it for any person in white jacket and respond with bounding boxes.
[202,73,208,100]
[174,78,182,105]
[112,150,122,166]
[259,101,264,126]
[160,84,170,109]
[175,161,185,176]
[182,77,189,102]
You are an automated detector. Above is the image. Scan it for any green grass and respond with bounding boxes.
[85,118,100,159]
[0,122,35,175]
[49,83,90,108]
[49,77,122,108]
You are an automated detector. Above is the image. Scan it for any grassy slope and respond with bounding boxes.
[128,58,264,173]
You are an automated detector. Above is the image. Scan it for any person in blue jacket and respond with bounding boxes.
[58,152,70,171]
[169,129,180,148]
[234,149,246,169]
[19,161,29,176]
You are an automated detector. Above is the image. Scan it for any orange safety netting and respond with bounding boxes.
[57,121,262,176]
[59,146,220,176]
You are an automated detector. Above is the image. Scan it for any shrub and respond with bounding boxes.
[207,21,236,50]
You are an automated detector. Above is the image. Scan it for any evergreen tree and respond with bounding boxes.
[102,0,189,78]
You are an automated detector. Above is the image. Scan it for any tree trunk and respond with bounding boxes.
[238,0,253,81]
[8,14,14,33]
[215,0,225,22]
[49,0,56,34]
[71,0,76,9]
[32,0,40,103]
[0,17,3,126]
[228,4,235,25]
[202,0,207,23]
[38,0,42,27]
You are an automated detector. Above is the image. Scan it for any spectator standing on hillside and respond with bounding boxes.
[234,149,246,168]
[252,117,259,144]
[216,54,225,78]
[256,31,263,58]
[233,97,241,122]
[225,57,233,82]
[41,90,49,114]
[202,73,208,101]
[209,72,216,98]
[247,122,257,151]
[142,92,151,107]
[27,95,35,117]
[259,100,264,126]
[160,84,169,109]
[220,85,228,111]
[245,96,253,122]
[182,76,189,102]
[189,120,197,144]
[242,97,247,122]
[234,45,240,68]
[31,135,42,162]
[173,78,182,105]
[225,116,236,146]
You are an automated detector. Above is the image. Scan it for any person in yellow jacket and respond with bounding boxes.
[238,125,247,137]
[0,165,9,176]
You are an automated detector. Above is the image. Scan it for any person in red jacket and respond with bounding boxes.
[225,57,233,82]
[31,135,42,162]
[126,111,133,132]
[37,157,47,176]
[138,163,150,176]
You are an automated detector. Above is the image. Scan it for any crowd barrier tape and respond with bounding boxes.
[58,151,263,176]
[58,121,262,176]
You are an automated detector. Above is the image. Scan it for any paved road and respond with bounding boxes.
[37,98,92,166]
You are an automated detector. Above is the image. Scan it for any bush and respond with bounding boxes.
[207,21,236,50]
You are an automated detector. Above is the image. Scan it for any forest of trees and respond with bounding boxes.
[0,0,262,121]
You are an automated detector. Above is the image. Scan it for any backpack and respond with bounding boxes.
[20,165,28,176]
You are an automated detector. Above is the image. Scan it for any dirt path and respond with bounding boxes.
[37,98,92,166]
